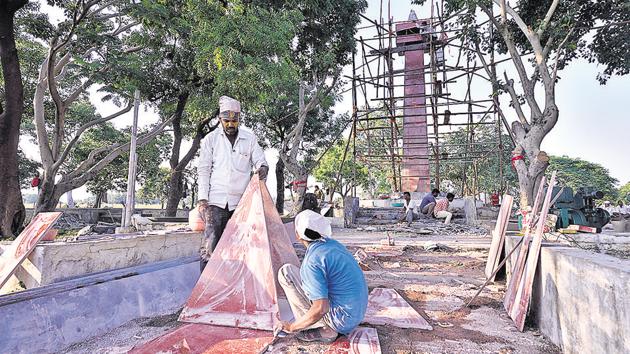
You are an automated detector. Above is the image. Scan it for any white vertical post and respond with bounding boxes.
[122,89,140,228]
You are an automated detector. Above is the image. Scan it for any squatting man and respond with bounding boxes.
[196,96,268,271]
[276,210,369,343]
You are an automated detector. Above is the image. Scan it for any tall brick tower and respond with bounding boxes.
[396,11,431,193]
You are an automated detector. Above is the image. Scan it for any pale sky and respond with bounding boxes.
[21,0,630,201]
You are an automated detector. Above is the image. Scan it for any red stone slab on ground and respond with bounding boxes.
[326,327,382,354]
[363,288,433,330]
[0,212,62,289]
[129,323,274,354]
[179,177,300,330]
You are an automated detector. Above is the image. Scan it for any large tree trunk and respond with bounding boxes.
[275,158,285,214]
[165,169,184,216]
[288,167,308,216]
[165,93,189,217]
[35,176,64,213]
[0,1,28,237]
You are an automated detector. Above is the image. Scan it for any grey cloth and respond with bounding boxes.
[406,210,419,224]
[199,204,234,272]
[278,264,332,330]
[421,202,436,216]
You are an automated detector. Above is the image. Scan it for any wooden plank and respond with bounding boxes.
[510,172,557,331]
[503,177,546,312]
[179,177,299,330]
[0,212,62,290]
[129,323,274,354]
[363,288,433,330]
[485,195,514,281]
[326,327,382,354]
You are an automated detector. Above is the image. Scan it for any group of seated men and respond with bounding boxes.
[400,189,454,225]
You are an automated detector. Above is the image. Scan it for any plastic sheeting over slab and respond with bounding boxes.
[179,177,299,330]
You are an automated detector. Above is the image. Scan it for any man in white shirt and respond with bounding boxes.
[197,96,268,271]
[399,192,419,226]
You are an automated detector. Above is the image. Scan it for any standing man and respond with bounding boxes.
[197,96,268,271]
[277,210,368,343]
[420,188,439,217]
[434,193,454,224]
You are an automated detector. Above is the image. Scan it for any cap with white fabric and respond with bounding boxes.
[219,96,241,113]
[294,209,332,241]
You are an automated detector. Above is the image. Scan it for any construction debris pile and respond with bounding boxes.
[356,219,488,236]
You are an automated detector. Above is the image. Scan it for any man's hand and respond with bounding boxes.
[257,165,269,180]
[275,321,293,334]
[197,199,209,212]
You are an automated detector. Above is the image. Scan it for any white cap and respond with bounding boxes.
[219,96,241,113]
[294,210,332,241]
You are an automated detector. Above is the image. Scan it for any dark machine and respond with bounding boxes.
[549,186,610,233]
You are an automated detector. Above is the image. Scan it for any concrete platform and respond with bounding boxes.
[505,236,630,354]
[1,231,202,292]
[0,257,200,354]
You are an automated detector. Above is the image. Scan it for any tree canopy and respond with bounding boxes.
[547,155,619,200]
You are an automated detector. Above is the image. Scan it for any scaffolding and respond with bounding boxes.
[346,0,514,197]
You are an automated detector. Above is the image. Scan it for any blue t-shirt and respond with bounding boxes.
[300,239,368,335]
[419,193,436,210]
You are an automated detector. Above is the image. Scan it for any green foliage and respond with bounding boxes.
[138,167,171,204]
[425,0,630,84]
[432,125,517,196]
[547,155,619,200]
[313,140,369,197]
[619,182,630,204]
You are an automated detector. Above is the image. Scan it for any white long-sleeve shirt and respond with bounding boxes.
[197,126,267,211]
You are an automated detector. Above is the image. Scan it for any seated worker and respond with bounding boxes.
[277,210,368,343]
[434,192,454,224]
[420,188,440,216]
[399,191,418,226]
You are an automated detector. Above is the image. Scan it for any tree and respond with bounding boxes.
[30,0,172,213]
[619,182,630,204]
[432,125,517,197]
[0,0,28,237]
[547,155,618,200]
[66,122,172,208]
[127,1,222,216]
[313,140,369,199]
[277,0,368,214]
[137,167,170,207]
[426,0,630,207]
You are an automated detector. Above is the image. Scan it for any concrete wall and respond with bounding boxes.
[504,236,630,354]
[25,208,191,223]
[2,231,202,292]
[0,257,199,354]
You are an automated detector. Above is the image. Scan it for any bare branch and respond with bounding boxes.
[537,0,560,37]
[552,26,575,83]
[111,21,139,36]
[64,114,175,184]
[481,5,542,117]
[503,71,529,128]
[52,102,134,172]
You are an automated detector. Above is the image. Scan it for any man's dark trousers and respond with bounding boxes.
[200,204,234,272]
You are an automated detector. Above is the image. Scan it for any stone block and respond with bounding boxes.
[0,257,200,354]
[504,236,630,354]
[4,232,202,290]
